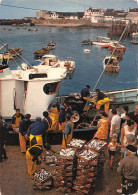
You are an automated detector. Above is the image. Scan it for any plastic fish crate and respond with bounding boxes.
[76,149,99,163]
[32,168,52,184]
[56,148,76,160]
[84,139,107,152]
[67,138,86,149]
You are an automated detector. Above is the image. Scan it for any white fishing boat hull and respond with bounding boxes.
[0,65,67,119]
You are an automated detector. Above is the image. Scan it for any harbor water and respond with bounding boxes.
[0,25,138,95]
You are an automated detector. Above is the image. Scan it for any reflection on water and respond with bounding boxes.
[104,71,119,78]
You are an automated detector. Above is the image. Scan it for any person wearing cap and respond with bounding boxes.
[117,145,138,195]
[81,85,90,101]
[27,117,45,146]
[61,114,74,149]
[95,89,110,114]
[58,105,67,131]
[19,114,31,153]
[12,108,24,133]
[48,100,59,131]
[26,138,43,178]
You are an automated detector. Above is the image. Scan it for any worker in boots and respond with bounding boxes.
[48,100,59,130]
[59,105,67,131]
[26,138,43,178]
[61,114,74,149]
[19,114,31,153]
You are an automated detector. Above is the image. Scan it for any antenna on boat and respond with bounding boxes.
[83,20,131,111]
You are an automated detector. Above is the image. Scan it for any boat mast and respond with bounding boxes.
[83,20,131,111]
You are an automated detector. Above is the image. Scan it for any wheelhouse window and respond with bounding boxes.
[43,81,61,95]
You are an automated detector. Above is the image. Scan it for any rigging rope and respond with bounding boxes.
[83,20,131,111]
[0,38,30,67]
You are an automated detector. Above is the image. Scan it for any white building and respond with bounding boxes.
[51,12,59,19]
[36,10,48,19]
[83,8,104,19]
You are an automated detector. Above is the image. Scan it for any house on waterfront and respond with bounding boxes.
[104,9,127,22]
[36,10,83,20]
[126,8,138,24]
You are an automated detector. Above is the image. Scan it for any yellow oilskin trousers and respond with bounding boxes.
[49,107,59,130]
[19,132,26,152]
[96,97,110,114]
[59,122,66,131]
[61,121,73,149]
[26,150,37,177]
[61,131,73,149]
[30,134,42,146]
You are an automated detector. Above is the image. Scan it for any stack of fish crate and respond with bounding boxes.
[67,138,86,150]
[45,153,57,167]
[52,148,76,193]
[84,139,107,173]
[73,149,99,194]
[32,168,53,191]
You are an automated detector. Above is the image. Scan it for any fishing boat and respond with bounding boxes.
[103,56,119,72]
[30,54,75,74]
[0,61,67,120]
[131,32,138,37]
[92,36,111,47]
[131,40,138,44]
[111,50,125,59]
[34,47,50,58]
[81,39,92,45]
[83,49,90,53]
[47,41,56,50]
[109,42,126,52]
[6,48,23,57]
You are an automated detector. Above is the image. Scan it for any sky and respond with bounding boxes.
[0,0,137,19]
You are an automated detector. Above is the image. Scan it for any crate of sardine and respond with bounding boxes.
[32,169,52,184]
[84,139,107,152]
[67,138,86,149]
[76,149,98,163]
[56,148,76,160]
[45,155,57,165]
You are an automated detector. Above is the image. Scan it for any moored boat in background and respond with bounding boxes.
[83,49,90,53]
[109,42,126,52]
[6,48,23,57]
[103,56,119,72]
[131,40,138,44]
[81,39,92,45]
[34,47,50,58]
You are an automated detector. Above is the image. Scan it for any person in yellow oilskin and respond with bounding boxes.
[61,113,74,149]
[48,99,59,131]
[27,117,45,146]
[95,89,110,114]
[26,137,43,178]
